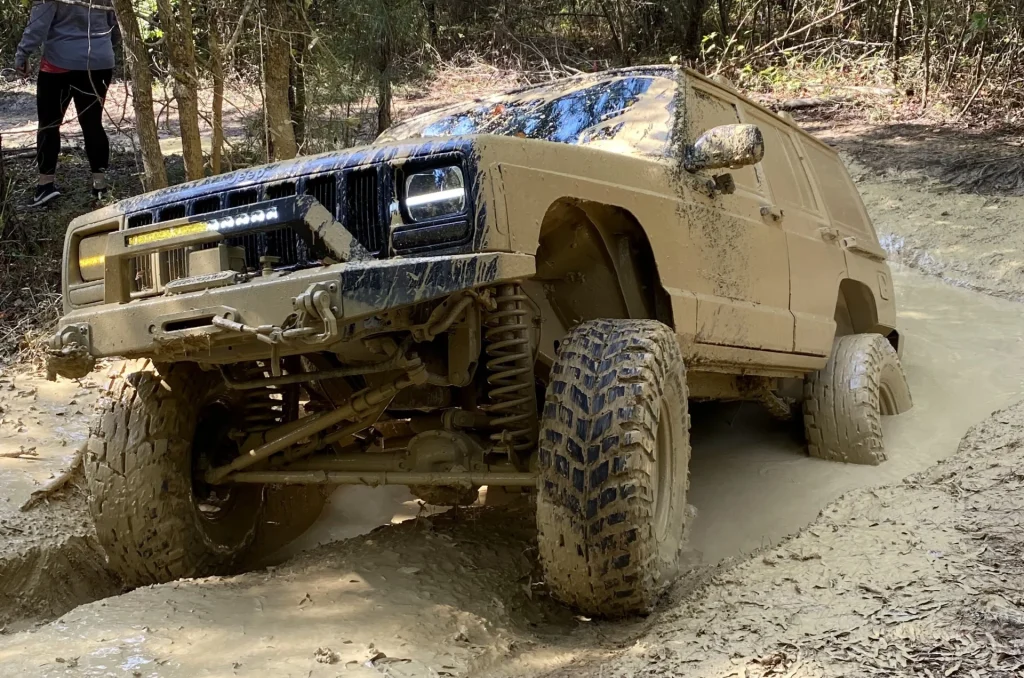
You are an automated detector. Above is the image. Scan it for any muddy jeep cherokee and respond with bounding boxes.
[49,67,911,616]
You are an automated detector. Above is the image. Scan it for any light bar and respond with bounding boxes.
[125,207,281,247]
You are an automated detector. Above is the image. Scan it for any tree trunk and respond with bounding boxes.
[423,0,438,46]
[209,9,225,175]
[891,0,903,85]
[375,6,394,135]
[921,0,931,110]
[682,0,707,57]
[288,1,306,150]
[110,0,167,190]
[155,0,204,180]
[265,0,298,161]
[716,0,729,44]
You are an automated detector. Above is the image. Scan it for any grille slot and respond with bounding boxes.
[164,248,190,282]
[127,213,153,229]
[126,213,155,290]
[193,196,221,214]
[130,255,154,292]
[158,204,186,222]
[305,175,337,215]
[224,227,307,271]
[228,189,260,207]
[266,181,297,199]
[345,169,385,253]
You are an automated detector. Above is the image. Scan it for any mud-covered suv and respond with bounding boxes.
[49,67,911,617]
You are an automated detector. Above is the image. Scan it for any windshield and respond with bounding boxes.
[378,72,678,158]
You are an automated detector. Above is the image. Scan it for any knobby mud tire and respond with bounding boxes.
[536,319,691,617]
[249,485,330,557]
[84,360,263,587]
[803,333,913,465]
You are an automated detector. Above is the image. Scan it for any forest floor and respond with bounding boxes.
[1,69,1024,677]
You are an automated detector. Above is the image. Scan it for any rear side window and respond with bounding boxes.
[803,142,872,236]
[748,111,819,214]
[686,87,761,193]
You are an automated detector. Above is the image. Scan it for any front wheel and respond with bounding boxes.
[536,319,691,617]
[85,360,266,587]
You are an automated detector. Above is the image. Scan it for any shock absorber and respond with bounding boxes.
[482,284,538,456]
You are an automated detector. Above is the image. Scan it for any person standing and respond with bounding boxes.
[15,0,121,207]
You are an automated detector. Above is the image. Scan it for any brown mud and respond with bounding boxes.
[1,264,1023,676]
[530,400,1024,677]
[0,366,122,631]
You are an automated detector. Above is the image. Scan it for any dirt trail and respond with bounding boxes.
[0,366,121,630]
[0,265,1021,677]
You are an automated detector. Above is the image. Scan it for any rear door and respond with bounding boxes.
[683,77,793,353]
[745,109,846,355]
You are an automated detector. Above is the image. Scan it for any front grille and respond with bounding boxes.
[122,162,400,292]
[224,227,310,272]
[345,169,386,253]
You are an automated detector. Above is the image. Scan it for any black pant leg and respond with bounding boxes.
[70,69,113,173]
[35,71,73,176]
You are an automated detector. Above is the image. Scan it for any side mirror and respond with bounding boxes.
[684,124,764,172]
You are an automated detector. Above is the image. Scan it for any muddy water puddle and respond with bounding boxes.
[688,264,1024,562]
[290,265,1024,568]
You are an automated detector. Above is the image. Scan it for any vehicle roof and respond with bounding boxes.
[381,65,838,160]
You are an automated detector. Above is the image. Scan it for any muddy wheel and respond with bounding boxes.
[803,333,913,465]
[536,319,690,617]
[85,360,264,587]
[249,485,329,557]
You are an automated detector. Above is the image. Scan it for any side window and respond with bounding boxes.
[749,111,819,214]
[686,86,761,192]
[804,142,872,236]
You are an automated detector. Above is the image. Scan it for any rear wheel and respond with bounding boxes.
[536,319,690,617]
[803,333,913,465]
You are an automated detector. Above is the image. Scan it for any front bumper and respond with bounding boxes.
[48,252,535,368]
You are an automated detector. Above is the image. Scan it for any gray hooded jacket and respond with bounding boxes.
[16,0,121,72]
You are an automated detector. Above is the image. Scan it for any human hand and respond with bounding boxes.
[15,60,29,78]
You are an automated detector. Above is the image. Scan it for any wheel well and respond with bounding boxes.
[533,198,673,329]
[835,278,900,352]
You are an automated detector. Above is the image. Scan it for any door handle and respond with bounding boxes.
[818,226,840,243]
[760,204,784,222]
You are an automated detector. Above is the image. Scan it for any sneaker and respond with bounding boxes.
[28,183,60,207]
[91,185,108,202]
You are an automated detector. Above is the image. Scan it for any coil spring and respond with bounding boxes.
[482,284,538,455]
[236,361,293,432]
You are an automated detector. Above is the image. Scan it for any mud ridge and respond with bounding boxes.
[0,491,122,631]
